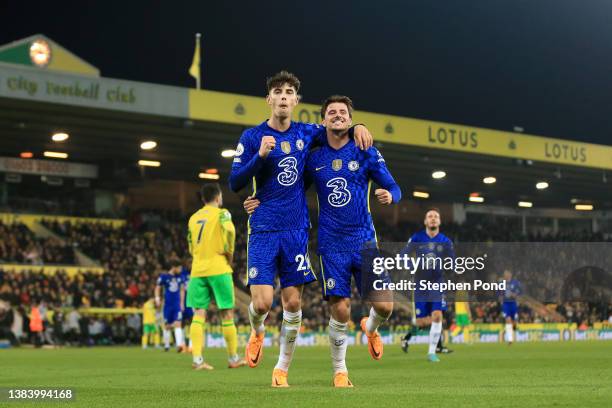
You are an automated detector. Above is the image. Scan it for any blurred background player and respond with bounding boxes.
[229,71,372,387]
[141,297,159,349]
[454,290,472,344]
[401,208,455,362]
[245,95,400,387]
[187,183,245,370]
[155,259,186,352]
[180,258,194,352]
[501,270,522,345]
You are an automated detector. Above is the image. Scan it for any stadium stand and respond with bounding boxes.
[1,205,611,347]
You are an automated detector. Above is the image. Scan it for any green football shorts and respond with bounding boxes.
[456,314,471,326]
[187,273,235,310]
[143,323,157,334]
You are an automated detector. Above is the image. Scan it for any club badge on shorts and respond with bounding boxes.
[332,159,342,171]
[281,141,291,154]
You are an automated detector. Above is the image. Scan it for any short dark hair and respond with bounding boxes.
[266,70,300,94]
[424,207,441,217]
[320,95,354,119]
[200,183,221,204]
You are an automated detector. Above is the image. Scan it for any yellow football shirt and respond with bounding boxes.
[142,299,156,325]
[187,205,235,277]
[455,301,469,315]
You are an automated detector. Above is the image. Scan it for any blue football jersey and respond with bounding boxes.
[180,267,190,287]
[406,230,455,285]
[306,139,401,255]
[503,278,521,302]
[229,121,325,233]
[157,273,184,308]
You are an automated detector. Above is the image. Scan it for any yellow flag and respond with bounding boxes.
[189,34,201,89]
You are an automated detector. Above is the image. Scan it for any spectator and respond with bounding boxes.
[29,300,44,347]
[0,301,19,346]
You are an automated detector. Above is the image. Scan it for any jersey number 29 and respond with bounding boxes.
[295,253,311,273]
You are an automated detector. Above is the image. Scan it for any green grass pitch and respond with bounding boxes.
[2,342,611,407]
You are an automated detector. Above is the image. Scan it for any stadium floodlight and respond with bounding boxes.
[221,149,236,158]
[536,181,549,190]
[469,195,484,203]
[51,132,69,142]
[44,151,68,159]
[575,204,593,211]
[199,173,220,180]
[432,170,446,179]
[140,141,157,150]
[413,191,430,199]
[483,176,496,184]
[518,201,533,208]
[138,160,161,167]
[20,152,33,159]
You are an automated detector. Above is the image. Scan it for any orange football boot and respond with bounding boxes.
[333,371,354,388]
[360,317,383,360]
[245,330,265,368]
[271,368,289,388]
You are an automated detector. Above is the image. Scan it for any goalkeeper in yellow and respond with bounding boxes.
[187,183,246,370]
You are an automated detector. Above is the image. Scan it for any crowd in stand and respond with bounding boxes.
[1,207,612,346]
[0,300,141,347]
[0,221,74,265]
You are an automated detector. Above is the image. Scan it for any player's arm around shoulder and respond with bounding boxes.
[352,124,374,150]
[299,122,325,147]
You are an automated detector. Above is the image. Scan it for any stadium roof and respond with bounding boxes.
[2,95,609,210]
[1,36,610,211]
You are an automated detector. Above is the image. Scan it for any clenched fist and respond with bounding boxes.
[243,196,261,215]
[375,189,392,205]
[259,136,276,159]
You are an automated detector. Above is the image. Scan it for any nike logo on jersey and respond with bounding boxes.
[315,166,326,171]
